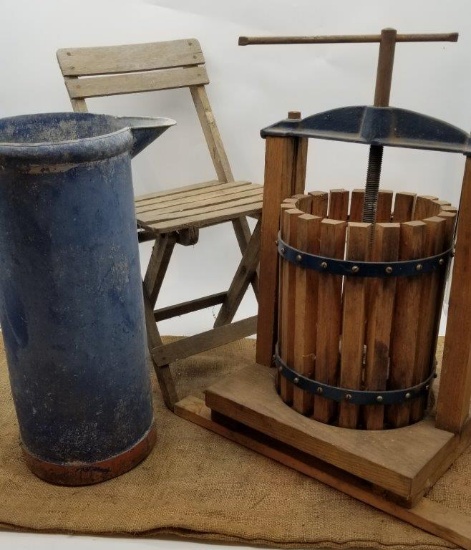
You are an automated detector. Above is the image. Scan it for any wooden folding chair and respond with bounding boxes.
[56,39,262,410]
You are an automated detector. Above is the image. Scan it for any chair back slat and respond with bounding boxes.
[65,65,209,99]
[57,39,204,76]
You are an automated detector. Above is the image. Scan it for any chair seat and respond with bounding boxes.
[135,180,263,234]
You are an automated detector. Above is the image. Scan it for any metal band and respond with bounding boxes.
[278,235,451,278]
[274,352,436,406]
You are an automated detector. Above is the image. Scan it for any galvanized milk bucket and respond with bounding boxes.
[0,112,175,485]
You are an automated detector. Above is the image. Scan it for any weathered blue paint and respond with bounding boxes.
[0,112,175,482]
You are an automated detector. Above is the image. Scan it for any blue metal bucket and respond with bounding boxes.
[0,112,175,485]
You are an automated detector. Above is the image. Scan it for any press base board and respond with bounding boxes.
[174,363,471,549]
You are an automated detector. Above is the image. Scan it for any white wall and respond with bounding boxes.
[1,0,470,338]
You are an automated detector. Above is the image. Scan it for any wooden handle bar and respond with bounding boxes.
[238,32,458,46]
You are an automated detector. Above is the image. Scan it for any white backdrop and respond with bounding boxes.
[1,0,470,548]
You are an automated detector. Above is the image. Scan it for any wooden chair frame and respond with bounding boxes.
[57,39,262,410]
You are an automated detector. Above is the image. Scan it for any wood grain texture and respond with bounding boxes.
[410,217,446,423]
[176,393,471,550]
[349,189,364,222]
[292,214,321,414]
[309,191,328,217]
[376,189,393,222]
[393,192,416,222]
[313,219,346,423]
[279,209,302,404]
[338,223,370,428]
[65,66,209,98]
[57,39,204,76]
[203,363,455,500]
[328,188,349,220]
[388,221,426,428]
[437,156,471,433]
[364,223,400,430]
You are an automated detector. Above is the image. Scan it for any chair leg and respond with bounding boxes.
[214,218,261,328]
[142,233,178,410]
[232,216,260,300]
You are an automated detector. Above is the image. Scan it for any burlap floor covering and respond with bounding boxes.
[0,335,470,549]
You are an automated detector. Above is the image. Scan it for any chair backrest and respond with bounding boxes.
[56,39,233,182]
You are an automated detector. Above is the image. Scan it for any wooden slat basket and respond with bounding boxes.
[277,188,457,430]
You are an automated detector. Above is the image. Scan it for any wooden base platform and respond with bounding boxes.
[175,363,471,549]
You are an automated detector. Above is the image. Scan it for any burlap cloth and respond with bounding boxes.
[0,335,470,549]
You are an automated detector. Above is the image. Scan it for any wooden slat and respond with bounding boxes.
[135,181,250,209]
[349,189,364,222]
[293,214,321,414]
[437,156,471,433]
[388,221,426,428]
[376,189,393,222]
[279,209,302,404]
[309,191,328,217]
[338,223,370,428]
[146,200,263,233]
[328,189,349,220]
[364,223,400,430]
[151,316,257,367]
[313,219,346,423]
[393,192,416,222]
[137,187,263,221]
[153,292,227,322]
[410,217,446,423]
[413,195,438,220]
[57,39,204,76]
[65,66,209,98]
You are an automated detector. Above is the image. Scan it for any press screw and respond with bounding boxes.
[385,266,393,274]
[405,392,412,399]
[345,393,352,401]
[416,263,423,272]
[296,254,303,262]
[352,265,360,273]
[376,395,383,403]
[321,261,328,269]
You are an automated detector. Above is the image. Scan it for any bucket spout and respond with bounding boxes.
[118,116,176,158]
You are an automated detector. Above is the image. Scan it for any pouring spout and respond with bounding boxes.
[118,116,176,158]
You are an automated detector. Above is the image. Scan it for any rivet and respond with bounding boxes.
[376,395,383,403]
[294,377,300,385]
[278,366,283,373]
[321,261,328,269]
[280,247,285,255]
[345,393,352,401]
[316,387,323,394]
[351,265,360,273]
[433,373,438,379]
[275,239,279,246]
[416,263,423,272]
[385,266,393,274]
[296,254,303,262]
[405,392,412,399]
[425,384,430,391]
[439,258,445,266]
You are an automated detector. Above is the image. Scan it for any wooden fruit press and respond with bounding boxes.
[176,30,471,548]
